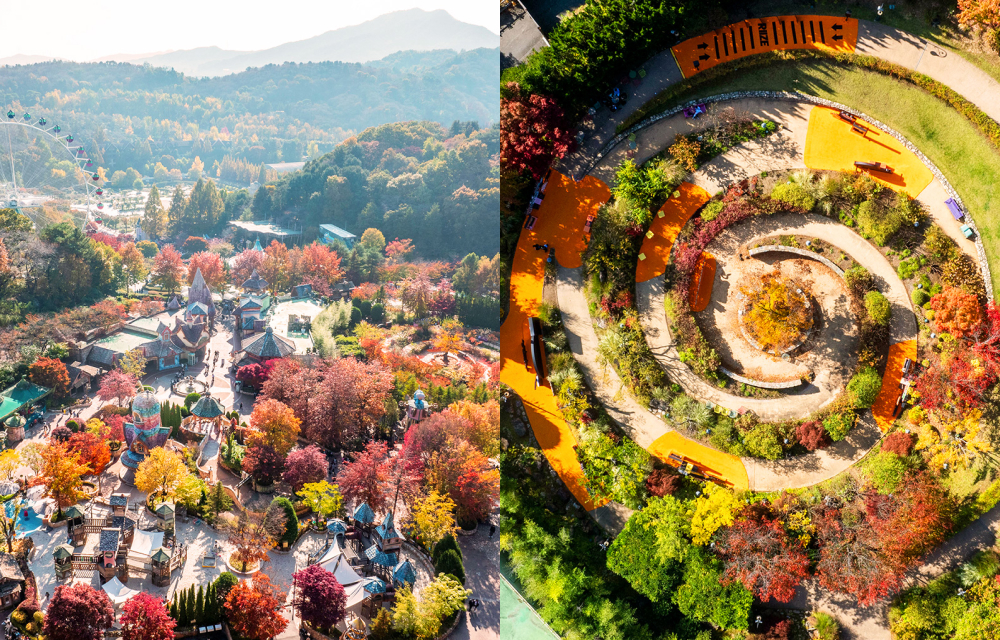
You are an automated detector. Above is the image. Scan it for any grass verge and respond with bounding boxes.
[624,58,1000,294]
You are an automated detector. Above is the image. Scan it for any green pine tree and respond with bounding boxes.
[195,584,205,625]
[178,589,189,626]
[185,586,197,627]
[169,594,178,621]
[207,584,219,624]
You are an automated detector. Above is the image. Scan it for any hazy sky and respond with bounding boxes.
[0,0,497,60]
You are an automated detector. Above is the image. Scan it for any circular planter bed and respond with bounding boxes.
[225,553,261,575]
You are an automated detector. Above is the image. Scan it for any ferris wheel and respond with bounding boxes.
[0,107,111,228]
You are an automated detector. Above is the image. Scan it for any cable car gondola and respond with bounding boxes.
[21,113,30,121]
[37,117,46,126]
[97,202,104,210]
[92,173,100,181]
[96,188,103,196]
[5,111,13,120]
[65,134,73,142]
[53,125,60,133]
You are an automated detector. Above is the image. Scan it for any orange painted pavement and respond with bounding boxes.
[804,106,933,198]
[648,431,749,490]
[500,171,610,510]
[636,182,712,283]
[672,16,857,78]
[531,171,611,269]
[871,340,918,432]
[689,252,716,312]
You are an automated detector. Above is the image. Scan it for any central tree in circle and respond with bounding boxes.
[739,271,813,353]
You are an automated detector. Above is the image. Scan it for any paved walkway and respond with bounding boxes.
[455,524,500,640]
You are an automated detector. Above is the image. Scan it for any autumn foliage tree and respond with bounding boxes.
[230,248,266,286]
[187,251,227,289]
[292,564,347,630]
[739,272,813,352]
[243,443,286,486]
[929,286,983,337]
[500,82,574,180]
[120,592,177,640]
[67,432,111,474]
[134,448,189,501]
[29,357,70,399]
[248,398,301,456]
[336,441,394,513]
[424,438,499,524]
[260,357,393,448]
[282,445,329,493]
[957,0,1000,52]
[41,442,90,513]
[289,242,345,295]
[151,244,186,294]
[715,515,810,603]
[223,574,287,640]
[226,510,284,572]
[43,584,115,640]
[97,369,139,406]
[795,421,830,451]
[235,361,273,391]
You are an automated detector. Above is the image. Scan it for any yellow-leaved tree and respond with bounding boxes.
[410,491,458,550]
[0,450,19,481]
[135,448,190,502]
[915,409,992,469]
[688,483,740,546]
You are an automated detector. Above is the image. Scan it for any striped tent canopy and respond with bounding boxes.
[364,545,397,567]
[353,502,375,524]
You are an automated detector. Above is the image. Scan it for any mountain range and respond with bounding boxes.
[0,9,498,78]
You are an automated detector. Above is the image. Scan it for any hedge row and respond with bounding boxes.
[619,49,1000,157]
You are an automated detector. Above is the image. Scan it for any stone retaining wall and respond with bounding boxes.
[581,90,993,300]
[749,244,846,276]
[719,366,804,389]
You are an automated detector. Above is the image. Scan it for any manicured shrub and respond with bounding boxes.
[866,451,910,494]
[184,392,201,409]
[882,431,915,456]
[813,612,840,640]
[848,367,882,408]
[844,265,875,297]
[213,572,238,600]
[268,497,299,546]
[762,619,793,640]
[434,549,466,584]
[795,421,830,451]
[645,468,681,497]
[771,182,815,211]
[865,291,891,326]
[857,200,902,245]
[432,534,462,564]
[822,412,854,441]
[701,200,725,221]
[912,289,931,307]
[744,423,783,460]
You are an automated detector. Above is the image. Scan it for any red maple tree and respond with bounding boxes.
[813,505,902,605]
[289,242,344,295]
[424,438,499,523]
[224,574,287,640]
[187,251,227,289]
[336,441,394,513]
[29,357,70,399]
[795,421,830,451]
[500,82,574,180]
[230,248,266,286]
[120,592,176,640]
[235,361,274,390]
[260,357,393,448]
[97,369,139,407]
[67,431,111,475]
[292,564,347,630]
[282,445,329,493]
[43,584,115,640]
[151,244,186,294]
[715,515,810,603]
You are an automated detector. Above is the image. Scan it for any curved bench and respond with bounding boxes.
[719,366,803,389]
[748,244,846,277]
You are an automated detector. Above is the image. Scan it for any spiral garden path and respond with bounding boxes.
[503,16,1000,640]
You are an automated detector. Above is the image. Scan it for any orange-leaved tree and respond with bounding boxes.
[224,574,287,640]
[929,286,983,337]
[248,398,301,457]
[29,357,71,399]
[41,442,91,515]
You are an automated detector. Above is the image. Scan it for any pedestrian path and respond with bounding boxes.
[636,182,711,283]
[499,171,610,510]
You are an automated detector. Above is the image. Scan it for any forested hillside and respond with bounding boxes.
[0,48,498,187]
[256,120,498,260]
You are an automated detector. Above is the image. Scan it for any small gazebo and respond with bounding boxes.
[151,547,172,587]
[3,415,24,444]
[65,505,86,546]
[184,395,226,437]
[154,501,175,534]
[353,503,375,532]
[53,544,74,579]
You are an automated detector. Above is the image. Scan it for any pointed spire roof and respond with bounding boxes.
[241,326,295,358]
[242,269,268,291]
[167,296,181,310]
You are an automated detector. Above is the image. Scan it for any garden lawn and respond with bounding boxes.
[649,59,1000,293]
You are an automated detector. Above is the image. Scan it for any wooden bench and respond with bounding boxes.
[838,110,856,123]
[851,122,868,136]
[584,215,595,233]
[524,215,537,230]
